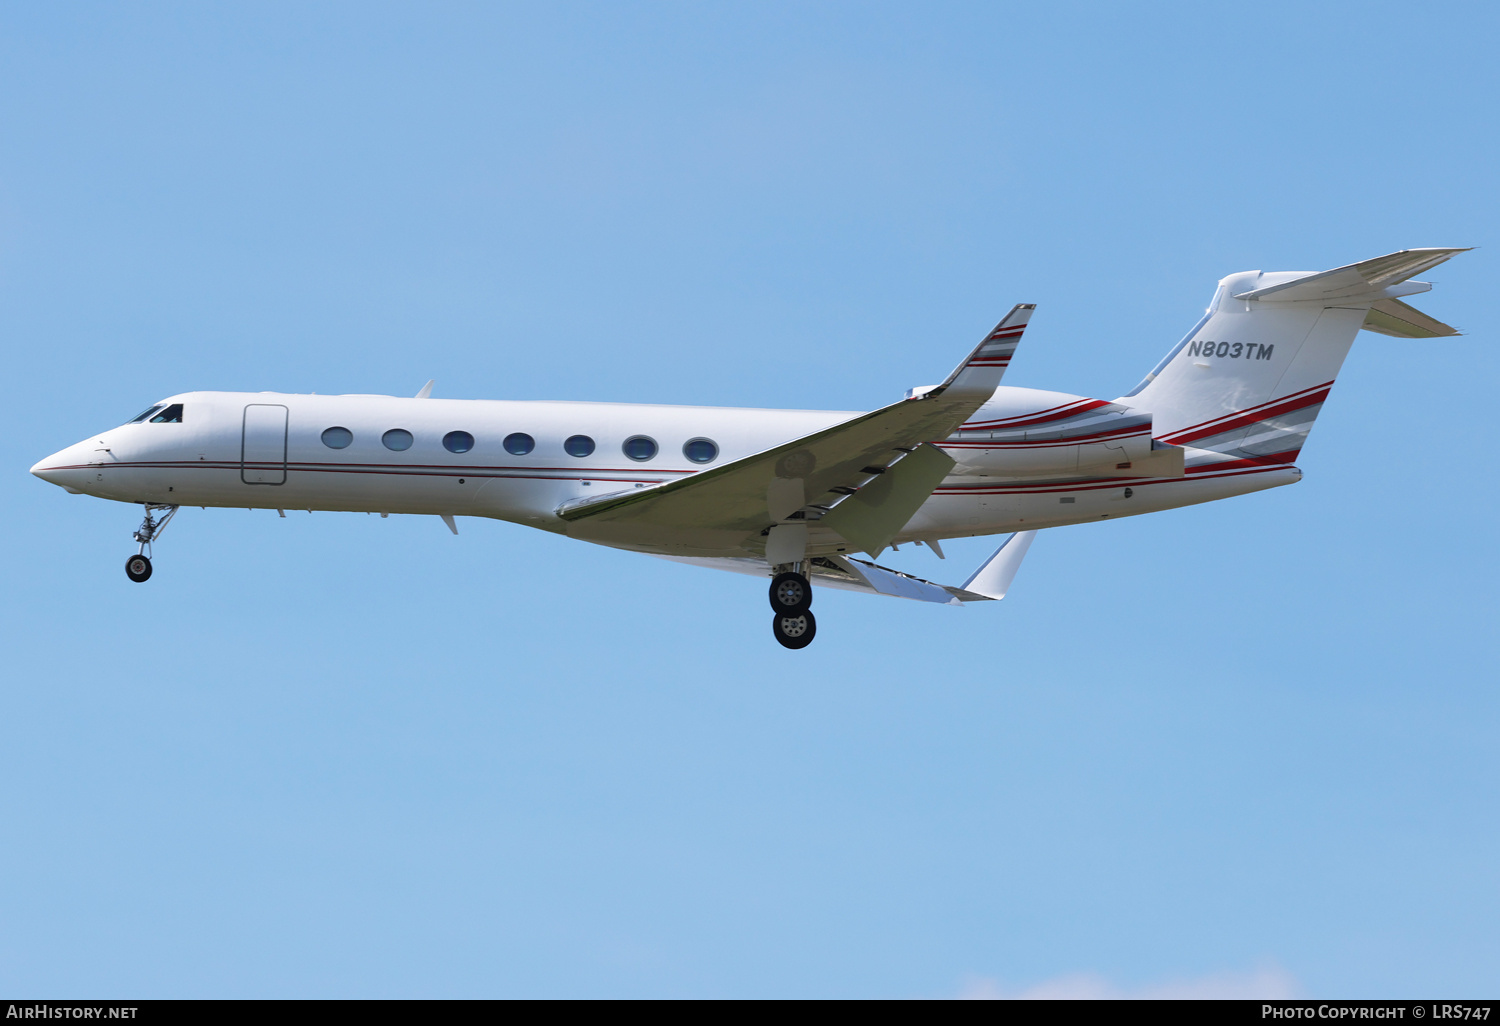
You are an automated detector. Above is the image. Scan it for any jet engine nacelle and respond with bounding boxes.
[940,387,1183,480]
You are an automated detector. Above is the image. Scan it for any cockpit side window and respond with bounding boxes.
[149,404,184,424]
[128,404,165,424]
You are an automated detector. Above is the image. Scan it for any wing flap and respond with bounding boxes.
[818,442,955,558]
[834,556,979,604]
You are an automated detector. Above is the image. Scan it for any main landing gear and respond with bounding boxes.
[772,610,816,649]
[125,503,178,583]
[769,569,816,649]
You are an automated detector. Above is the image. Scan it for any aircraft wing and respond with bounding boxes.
[557,304,1035,541]
[655,531,1038,605]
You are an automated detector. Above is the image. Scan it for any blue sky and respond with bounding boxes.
[2,1,1496,998]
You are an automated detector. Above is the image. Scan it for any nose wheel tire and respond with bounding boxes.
[125,554,153,583]
[769,571,812,616]
[772,610,816,649]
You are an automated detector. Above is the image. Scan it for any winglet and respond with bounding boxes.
[415,380,435,399]
[960,530,1037,600]
[931,304,1035,400]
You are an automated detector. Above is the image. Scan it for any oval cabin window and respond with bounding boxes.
[622,436,658,461]
[683,438,719,464]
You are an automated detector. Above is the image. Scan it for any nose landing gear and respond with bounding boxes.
[768,568,816,649]
[126,503,178,583]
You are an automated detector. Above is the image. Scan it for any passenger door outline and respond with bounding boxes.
[241,404,288,485]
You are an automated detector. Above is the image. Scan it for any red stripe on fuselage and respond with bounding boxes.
[942,425,1149,448]
[1161,388,1329,445]
[961,398,1111,430]
[1158,381,1334,443]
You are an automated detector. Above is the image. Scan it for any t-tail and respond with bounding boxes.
[1121,248,1469,465]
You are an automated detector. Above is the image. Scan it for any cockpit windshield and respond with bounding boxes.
[127,404,165,424]
[125,403,184,425]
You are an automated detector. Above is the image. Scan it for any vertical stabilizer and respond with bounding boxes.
[1120,249,1466,463]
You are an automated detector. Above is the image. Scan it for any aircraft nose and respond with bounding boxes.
[31,453,65,482]
[31,443,91,491]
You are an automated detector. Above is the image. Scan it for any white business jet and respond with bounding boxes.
[31,248,1466,648]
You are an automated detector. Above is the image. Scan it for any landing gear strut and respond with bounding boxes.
[768,567,816,649]
[126,503,178,583]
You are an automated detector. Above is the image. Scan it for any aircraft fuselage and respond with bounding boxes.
[32,387,1296,560]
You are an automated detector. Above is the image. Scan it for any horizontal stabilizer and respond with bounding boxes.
[1361,298,1460,338]
[1232,248,1470,303]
